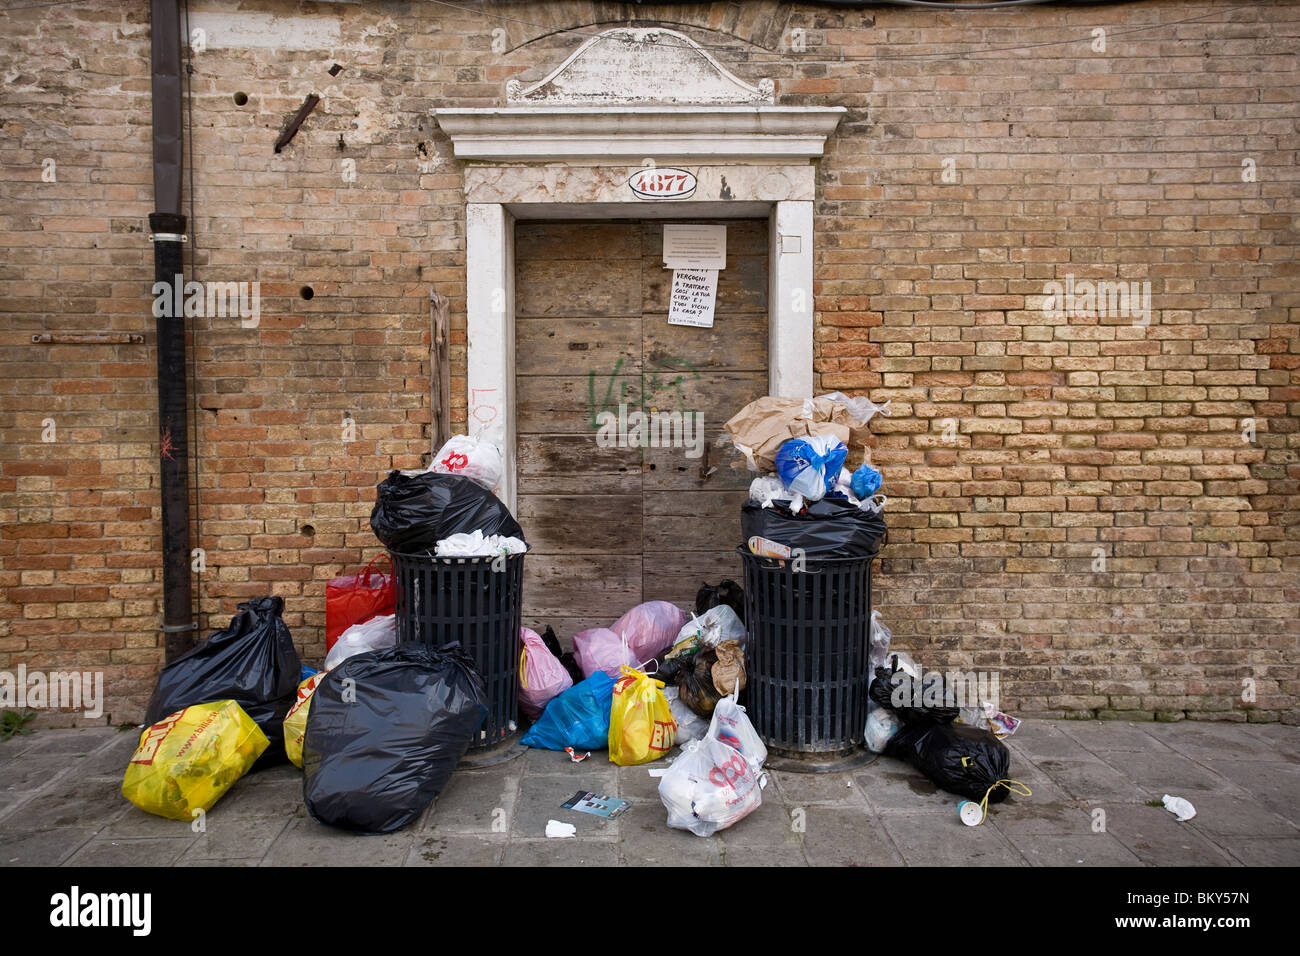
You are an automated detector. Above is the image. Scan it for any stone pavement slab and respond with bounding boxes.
[0,719,1296,867]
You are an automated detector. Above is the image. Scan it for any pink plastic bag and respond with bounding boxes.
[573,627,635,680]
[518,627,573,719]
[612,601,689,665]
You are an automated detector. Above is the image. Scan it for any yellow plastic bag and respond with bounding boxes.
[121,700,268,820]
[608,666,677,766]
[283,670,329,769]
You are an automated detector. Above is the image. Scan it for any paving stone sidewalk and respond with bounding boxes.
[2,719,1297,867]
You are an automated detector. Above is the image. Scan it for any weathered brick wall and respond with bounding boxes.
[0,0,1295,725]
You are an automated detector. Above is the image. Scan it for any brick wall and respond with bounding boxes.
[1,0,1295,725]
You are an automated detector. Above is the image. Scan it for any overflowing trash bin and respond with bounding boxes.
[365,454,528,753]
[726,392,889,768]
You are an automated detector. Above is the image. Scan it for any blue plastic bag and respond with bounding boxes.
[775,435,848,501]
[521,671,616,751]
[850,464,882,499]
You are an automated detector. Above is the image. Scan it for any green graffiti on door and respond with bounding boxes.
[587,355,702,429]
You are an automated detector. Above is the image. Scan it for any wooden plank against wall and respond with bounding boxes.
[430,288,450,449]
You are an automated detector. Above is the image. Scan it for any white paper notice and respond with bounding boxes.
[663,224,726,270]
[668,269,718,328]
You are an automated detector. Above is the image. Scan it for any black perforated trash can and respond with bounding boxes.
[388,549,524,752]
[739,547,874,770]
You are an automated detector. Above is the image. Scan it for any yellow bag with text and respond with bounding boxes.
[608,666,677,766]
[283,670,329,768]
[122,700,268,820]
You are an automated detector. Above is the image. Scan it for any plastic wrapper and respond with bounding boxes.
[659,737,762,837]
[145,596,300,767]
[370,471,524,553]
[608,667,677,766]
[776,435,849,502]
[429,433,504,491]
[519,626,574,719]
[122,700,268,820]
[324,613,396,671]
[520,672,616,751]
[303,644,487,833]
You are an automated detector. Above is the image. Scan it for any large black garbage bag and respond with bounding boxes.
[741,497,885,559]
[145,596,300,767]
[370,471,524,552]
[302,643,487,834]
[695,579,746,625]
[885,720,1012,803]
[868,664,959,726]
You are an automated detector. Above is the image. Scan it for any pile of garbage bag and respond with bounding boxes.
[726,393,889,561]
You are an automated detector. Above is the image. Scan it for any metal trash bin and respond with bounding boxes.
[388,549,524,752]
[739,547,875,771]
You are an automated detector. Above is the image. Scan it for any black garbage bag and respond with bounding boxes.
[145,596,300,767]
[741,497,886,559]
[678,646,723,718]
[303,643,487,833]
[695,579,746,625]
[541,625,584,687]
[868,662,959,726]
[370,471,524,553]
[885,720,1012,803]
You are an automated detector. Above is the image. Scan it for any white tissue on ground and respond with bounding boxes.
[545,819,577,838]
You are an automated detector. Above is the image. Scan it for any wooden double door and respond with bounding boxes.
[514,219,769,639]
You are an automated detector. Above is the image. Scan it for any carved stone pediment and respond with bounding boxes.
[506,28,775,105]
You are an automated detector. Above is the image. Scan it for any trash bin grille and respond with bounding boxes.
[388,550,523,751]
[740,550,872,755]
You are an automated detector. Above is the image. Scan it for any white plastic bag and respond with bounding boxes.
[815,391,891,427]
[324,613,396,670]
[869,609,892,675]
[658,737,762,837]
[748,475,787,508]
[664,686,709,744]
[434,530,527,557]
[707,693,766,773]
[430,434,504,491]
[674,604,747,651]
[864,707,902,753]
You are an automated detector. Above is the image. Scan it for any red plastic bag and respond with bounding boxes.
[325,555,395,651]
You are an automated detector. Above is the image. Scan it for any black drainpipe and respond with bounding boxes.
[150,0,195,659]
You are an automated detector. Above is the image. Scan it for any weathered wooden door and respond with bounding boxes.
[515,219,769,640]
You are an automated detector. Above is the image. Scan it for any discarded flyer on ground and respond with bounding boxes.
[562,791,629,819]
